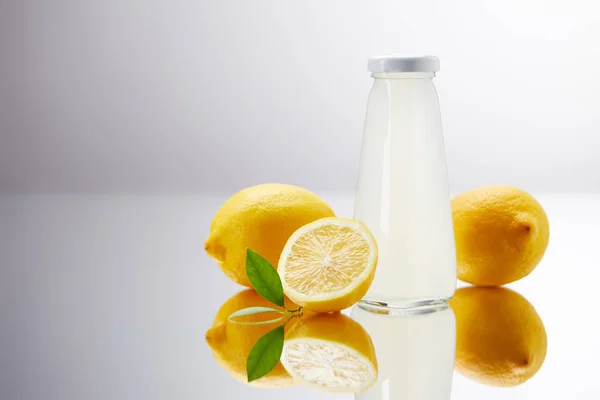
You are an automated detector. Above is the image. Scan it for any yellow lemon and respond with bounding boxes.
[278,217,378,312]
[205,289,312,388]
[280,313,378,393]
[205,184,335,287]
[452,185,550,286]
[449,287,548,387]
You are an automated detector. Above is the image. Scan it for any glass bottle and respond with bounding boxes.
[354,55,456,308]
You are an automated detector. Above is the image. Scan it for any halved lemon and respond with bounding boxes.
[278,217,378,313]
[280,313,378,393]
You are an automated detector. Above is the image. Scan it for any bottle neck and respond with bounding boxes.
[372,72,435,79]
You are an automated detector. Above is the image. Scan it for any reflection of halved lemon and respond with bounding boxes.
[450,287,548,387]
[280,313,378,393]
[205,289,305,388]
[278,217,378,312]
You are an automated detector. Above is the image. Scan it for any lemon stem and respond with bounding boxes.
[284,307,303,316]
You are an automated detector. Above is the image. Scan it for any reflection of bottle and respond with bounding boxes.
[354,55,455,308]
[351,303,455,400]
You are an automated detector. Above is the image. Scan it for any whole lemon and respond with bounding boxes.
[205,289,312,388]
[452,186,549,286]
[450,287,547,387]
[205,184,335,286]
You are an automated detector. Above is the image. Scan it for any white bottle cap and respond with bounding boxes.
[368,55,440,73]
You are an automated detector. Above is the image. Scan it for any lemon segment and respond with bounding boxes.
[278,217,378,312]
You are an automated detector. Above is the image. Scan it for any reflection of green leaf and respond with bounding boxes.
[230,316,285,326]
[228,306,285,319]
[246,248,284,307]
[246,325,285,382]
[228,307,286,325]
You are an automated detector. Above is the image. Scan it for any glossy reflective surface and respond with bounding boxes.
[1,194,599,399]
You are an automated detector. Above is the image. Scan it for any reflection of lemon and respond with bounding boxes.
[205,184,335,287]
[452,186,550,286]
[205,289,308,388]
[450,287,547,387]
[278,217,378,312]
[280,313,378,393]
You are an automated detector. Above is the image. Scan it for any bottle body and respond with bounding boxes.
[353,72,456,308]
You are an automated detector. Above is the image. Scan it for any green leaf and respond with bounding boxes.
[246,248,284,307]
[228,307,286,325]
[246,325,285,382]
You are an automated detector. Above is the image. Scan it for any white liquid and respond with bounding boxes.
[354,72,456,306]
[351,305,455,400]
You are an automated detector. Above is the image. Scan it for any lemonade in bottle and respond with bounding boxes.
[354,55,456,308]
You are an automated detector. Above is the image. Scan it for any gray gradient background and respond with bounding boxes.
[1,0,600,195]
[2,1,600,399]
